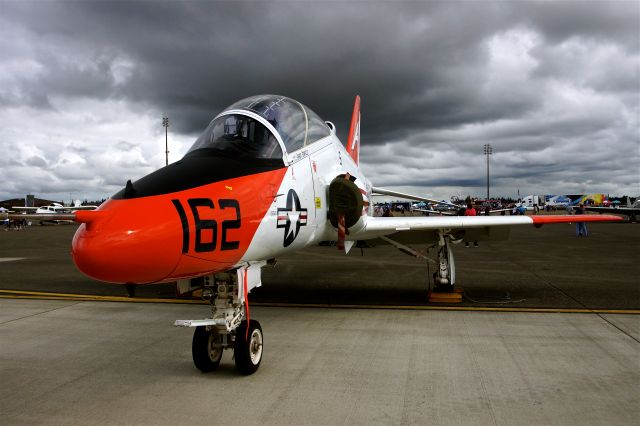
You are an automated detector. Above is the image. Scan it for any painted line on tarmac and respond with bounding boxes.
[0,257,26,262]
[1,289,639,314]
[0,289,202,304]
[253,302,640,315]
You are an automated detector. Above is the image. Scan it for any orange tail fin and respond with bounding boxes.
[346,95,361,165]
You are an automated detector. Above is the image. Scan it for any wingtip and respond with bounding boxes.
[530,214,624,225]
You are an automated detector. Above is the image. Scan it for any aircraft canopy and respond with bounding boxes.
[224,95,331,153]
[187,113,284,162]
[187,95,331,161]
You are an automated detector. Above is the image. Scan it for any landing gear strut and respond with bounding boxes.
[175,263,265,375]
[433,231,457,292]
[381,231,461,295]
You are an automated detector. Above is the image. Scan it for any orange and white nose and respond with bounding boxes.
[71,203,182,284]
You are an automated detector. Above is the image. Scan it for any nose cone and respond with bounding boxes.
[72,201,182,284]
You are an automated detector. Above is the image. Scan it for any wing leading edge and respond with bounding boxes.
[354,214,622,240]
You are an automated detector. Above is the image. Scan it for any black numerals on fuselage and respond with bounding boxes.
[171,198,241,254]
[218,199,241,251]
[188,198,217,252]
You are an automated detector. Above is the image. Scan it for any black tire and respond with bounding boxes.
[234,320,263,375]
[192,326,223,372]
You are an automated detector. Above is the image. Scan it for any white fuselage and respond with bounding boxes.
[242,132,371,263]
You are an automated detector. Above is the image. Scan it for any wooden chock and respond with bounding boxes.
[428,287,463,303]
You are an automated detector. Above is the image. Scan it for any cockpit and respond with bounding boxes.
[186,95,332,162]
[113,95,331,200]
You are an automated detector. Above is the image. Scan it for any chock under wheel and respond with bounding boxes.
[428,287,463,303]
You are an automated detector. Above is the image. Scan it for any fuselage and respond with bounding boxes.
[72,95,371,284]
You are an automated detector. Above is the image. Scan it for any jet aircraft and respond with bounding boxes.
[13,95,622,374]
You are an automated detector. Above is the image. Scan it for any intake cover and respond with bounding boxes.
[328,174,363,228]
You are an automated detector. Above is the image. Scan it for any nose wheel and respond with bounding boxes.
[192,326,223,372]
[189,320,263,375]
[234,320,263,375]
[176,268,266,375]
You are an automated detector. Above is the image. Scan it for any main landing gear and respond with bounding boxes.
[175,265,264,375]
[433,231,458,292]
[382,230,460,293]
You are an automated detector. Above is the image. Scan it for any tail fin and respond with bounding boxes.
[346,95,361,165]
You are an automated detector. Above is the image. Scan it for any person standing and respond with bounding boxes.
[575,203,588,237]
[464,203,477,216]
[464,203,478,247]
[565,203,573,215]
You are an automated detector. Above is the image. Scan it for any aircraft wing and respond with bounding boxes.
[354,214,622,240]
[585,206,638,215]
[6,213,75,221]
[12,205,97,211]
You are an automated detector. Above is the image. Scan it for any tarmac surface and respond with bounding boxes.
[1,221,639,424]
[1,221,638,309]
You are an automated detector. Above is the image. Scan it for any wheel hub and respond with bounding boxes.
[208,333,223,360]
[249,329,263,364]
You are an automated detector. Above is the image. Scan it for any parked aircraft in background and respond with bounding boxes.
[10,95,622,375]
[11,201,97,224]
[412,201,428,209]
[12,200,97,213]
[586,197,639,222]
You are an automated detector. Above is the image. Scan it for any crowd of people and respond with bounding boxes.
[3,218,28,231]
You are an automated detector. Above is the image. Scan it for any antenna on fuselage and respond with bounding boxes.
[124,180,136,198]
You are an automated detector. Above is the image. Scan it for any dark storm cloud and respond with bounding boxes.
[0,0,638,199]
[0,1,523,135]
[517,1,640,49]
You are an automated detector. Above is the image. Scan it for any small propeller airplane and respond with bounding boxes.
[9,95,622,375]
[10,201,97,224]
[12,200,97,213]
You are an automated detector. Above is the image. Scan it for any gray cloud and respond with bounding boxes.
[0,0,638,201]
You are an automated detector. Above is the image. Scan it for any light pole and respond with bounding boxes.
[162,116,169,166]
[483,143,493,200]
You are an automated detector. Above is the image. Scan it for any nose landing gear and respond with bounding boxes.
[175,263,265,375]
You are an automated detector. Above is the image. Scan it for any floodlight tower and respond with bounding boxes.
[163,116,169,166]
[483,143,493,200]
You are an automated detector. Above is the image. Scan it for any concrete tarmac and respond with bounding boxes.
[1,299,638,425]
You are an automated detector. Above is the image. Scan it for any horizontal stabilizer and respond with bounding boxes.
[371,187,458,207]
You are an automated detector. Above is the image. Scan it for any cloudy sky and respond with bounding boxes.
[1,0,638,203]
